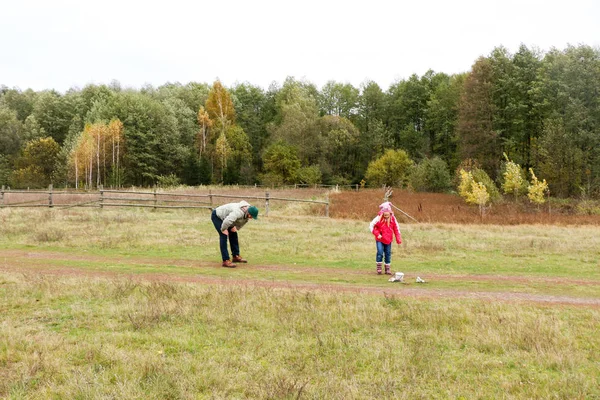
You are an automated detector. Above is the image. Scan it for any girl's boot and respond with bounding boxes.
[376,262,382,275]
[385,264,391,275]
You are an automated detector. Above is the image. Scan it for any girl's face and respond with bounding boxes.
[382,212,391,219]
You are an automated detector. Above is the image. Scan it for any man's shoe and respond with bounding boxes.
[232,255,247,263]
[222,260,235,268]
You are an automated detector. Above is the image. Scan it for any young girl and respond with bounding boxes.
[369,202,402,275]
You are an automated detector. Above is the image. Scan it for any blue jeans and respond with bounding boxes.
[376,241,391,264]
[211,210,240,261]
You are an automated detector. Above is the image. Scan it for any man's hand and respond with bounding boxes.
[377,234,382,239]
[222,229,229,236]
[230,227,237,233]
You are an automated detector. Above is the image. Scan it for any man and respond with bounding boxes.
[211,200,259,267]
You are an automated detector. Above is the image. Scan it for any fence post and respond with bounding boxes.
[1,185,4,208]
[325,193,329,218]
[48,184,53,208]
[99,185,104,209]
[209,189,213,207]
[356,184,359,192]
[265,191,270,217]
[154,186,157,210]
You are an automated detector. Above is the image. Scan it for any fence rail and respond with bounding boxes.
[0,185,330,217]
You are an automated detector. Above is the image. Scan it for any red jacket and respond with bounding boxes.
[371,214,402,245]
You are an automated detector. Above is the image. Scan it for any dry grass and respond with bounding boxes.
[331,189,600,225]
[1,273,599,399]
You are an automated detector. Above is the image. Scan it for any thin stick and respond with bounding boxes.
[391,203,419,223]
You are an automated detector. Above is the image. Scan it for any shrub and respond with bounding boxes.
[471,168,501,202]
[295,165,322,185]
[365,149,413,188]
[527,168,549,205]
[156,174,181,188]
[410,157,452,192]
[501,154,527,201]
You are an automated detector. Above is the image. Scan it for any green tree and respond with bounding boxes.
[269,78,320,165]
[410,157,452,192]
[32,91,76,145]
[457,57,500,178]
[231,83,274,170]
[386,74,430,156]
[261,141,301,184]
[365,149,413,187]
[11,137,60,188]
[223,125,253,184]
[0,105,22,156]
[319,81,359,119]
[425,73,465,169]
[535,118,584,197]
[296,165,322,185]
[0,88,37,122]
[316,115,360,182]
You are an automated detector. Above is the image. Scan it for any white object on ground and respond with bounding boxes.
[388,272,404,282]
[416,276,426,283]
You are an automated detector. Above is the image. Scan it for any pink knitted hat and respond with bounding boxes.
[379,201,392,213]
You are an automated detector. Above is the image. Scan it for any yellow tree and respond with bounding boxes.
[205,80,235,135]
[215,133,230,183]
[205,81,236,182]
[72,125,95,189]
[527,168,549,205]
[458,169,490,216]
[502,153,525,201]
[108,119,124,187]
[196,106,212,156]
[89,123,109,188]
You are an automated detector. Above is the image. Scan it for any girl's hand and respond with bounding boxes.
[222,229,229,236]
[231,227,237,233]
[377,234,382,239]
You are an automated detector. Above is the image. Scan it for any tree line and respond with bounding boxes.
[1,44,599,198]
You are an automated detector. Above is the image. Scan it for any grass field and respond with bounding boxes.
[1,204,599,399]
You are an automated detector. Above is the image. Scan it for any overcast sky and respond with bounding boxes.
[1,0,599,93]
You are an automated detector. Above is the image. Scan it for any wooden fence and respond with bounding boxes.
[0,185,330,217]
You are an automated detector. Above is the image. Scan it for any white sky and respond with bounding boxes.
[1,0,599,93]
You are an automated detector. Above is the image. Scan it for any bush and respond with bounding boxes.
[10,166,47,189]
[471,168,501,202]
[365,149,413,188]
[296,165,322,185]
[156,174,181,188]
[410,157,452,192]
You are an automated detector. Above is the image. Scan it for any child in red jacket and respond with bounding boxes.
[369,202,402,275]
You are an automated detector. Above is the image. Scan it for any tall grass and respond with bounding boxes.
[1,273,599,399]
[331,189,600,225]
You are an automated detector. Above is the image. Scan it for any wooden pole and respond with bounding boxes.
[153,186,157,210]
[265,191,270,217]
[99,185,104,209]
[1,185,4,208]
[325,193,329,218]
[48,184,53,208]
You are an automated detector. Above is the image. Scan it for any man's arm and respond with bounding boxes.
[220,210,243,231]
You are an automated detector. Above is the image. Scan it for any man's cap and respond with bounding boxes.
[248,205,259,220]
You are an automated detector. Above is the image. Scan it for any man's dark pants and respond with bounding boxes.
[211,210,240,261]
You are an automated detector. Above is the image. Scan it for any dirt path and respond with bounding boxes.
[2,249,599,307]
